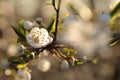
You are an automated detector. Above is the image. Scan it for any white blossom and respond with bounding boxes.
[17,69,31,80]
[26,27,53,48]
[23,21,33,30]
[5,69,11,75]
[60,60,69,70]
[37,59,51,72]
[7,45,18,57]
[58,15,110,58]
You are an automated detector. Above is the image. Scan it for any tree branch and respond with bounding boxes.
[53,0,62,42]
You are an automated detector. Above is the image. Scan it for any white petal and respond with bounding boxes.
[26,27,53,48]
[17,69,31,80]
[30,27,40,33]
[40,28,49,36]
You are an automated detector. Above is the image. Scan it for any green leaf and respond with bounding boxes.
[9,51,34,64]
[63,48,76,56]
[109,38,119,46]
[47,18,56,33]
[73,59,85,66]
[40,23,47,29]
[110,41,118,46]
[11,26,26,39]
[46,2,52,5]
[20,51,34,62]
[17,37,26,44]
[110,2,120,17]
[17,64,27,69]
[77,61,84,65]
[18,20,26,36]
[9,56,26,64]
[110,3,120,32]
[92,58,98,64]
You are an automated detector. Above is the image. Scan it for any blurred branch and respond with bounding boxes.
[53,0,62,42]
[90,0,95,10]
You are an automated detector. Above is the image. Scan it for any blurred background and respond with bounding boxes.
[0,0,120,80]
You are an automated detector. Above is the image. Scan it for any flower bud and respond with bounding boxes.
[23,20,33,30]
[17,69,31,80]
[37,59,51,72]
[33,18,42,27]
[60,60,69,70]
[17,45,26,52]
[39,50,49,57]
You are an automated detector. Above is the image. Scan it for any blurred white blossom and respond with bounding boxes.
[0,59,9,68]
[26,27,53,48]
[37,58,51,72]
[67,0,93,21]
[60,60,69,70]
[16,0,39,17]
[17,69,31,80]
[93,0,120,15]
[5,69,11,76]
[58,15,110,58]
[7,44,18,56]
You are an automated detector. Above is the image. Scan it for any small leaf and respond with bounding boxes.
[92,58,98,64]
[9,56,26,64]
[9,51,34,64]
[110,40,118,46]
[46,2,52,5]
[109,37,120,46]
[73,59,85,65]
[11,26,26,39]
[47,18,56,33]
[77,61,84,65]
[110,2,120,17]
[20,51,34,62]
[18,20,26,36]
[40,23,47,29]
[17,37,26,44]
[63,48,76,56]
[17,64,27,69]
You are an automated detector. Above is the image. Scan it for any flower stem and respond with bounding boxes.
[53,0,62,42]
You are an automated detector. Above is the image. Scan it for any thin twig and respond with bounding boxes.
[52,49,67,59]
[53,0,62,42]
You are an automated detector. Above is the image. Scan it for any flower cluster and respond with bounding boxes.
[22,19,53,48]
[8,0,120,80]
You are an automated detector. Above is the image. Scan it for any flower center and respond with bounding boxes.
[34,36,39,43]
[31,32,40,43]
